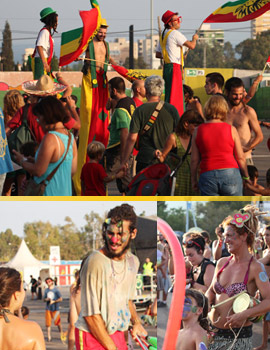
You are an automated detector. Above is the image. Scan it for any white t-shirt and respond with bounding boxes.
[34,29,54,58]
[75,250,139,334]
[156,29,187,64]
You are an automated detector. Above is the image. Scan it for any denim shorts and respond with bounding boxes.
[199,168,243,196]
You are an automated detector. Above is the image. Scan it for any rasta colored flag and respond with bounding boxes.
[204,0,270,23]
[59,0,101,66]
[111,64,149,82]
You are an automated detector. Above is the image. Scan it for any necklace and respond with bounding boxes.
[0,307,13,323]
[111,258,127,285]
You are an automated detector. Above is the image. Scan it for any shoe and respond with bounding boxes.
[157,301,167,307]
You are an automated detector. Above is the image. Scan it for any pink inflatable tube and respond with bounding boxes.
[157,217,186,350]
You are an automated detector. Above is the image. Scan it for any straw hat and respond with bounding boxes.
[22,75,67,96]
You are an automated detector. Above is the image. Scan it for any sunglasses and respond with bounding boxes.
[171,16,182,24]
[183,240,202,249]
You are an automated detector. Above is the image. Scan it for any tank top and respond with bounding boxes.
[195,122,239,174]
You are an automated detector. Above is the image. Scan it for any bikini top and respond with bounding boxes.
[214,256,253,297]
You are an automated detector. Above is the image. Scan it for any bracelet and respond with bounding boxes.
[242,176,250,180]
[218,240,223,247]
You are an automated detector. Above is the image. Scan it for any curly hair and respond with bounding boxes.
[107,204,137,232]
[3,90,25,125]
[222,204,265,251]
[186,288,211,332]
[0,267,21,308]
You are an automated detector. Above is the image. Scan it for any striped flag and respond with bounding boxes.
[59,2,101,66]
[204,0,270,23]
[111,64,148,82]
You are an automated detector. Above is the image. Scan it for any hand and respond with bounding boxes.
[130,322,147,341]
[55,72,62,81]
[43,61,50,73]
[12,150,24,165]
[191,180,199,192]
[224,311,248,328]
[193,34,198,41]
[215,226,223,239]
[116,170,125,179]
[66,96,76,110]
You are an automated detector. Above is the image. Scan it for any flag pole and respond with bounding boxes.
[262,62,268,75]
[184,21,204,60]
[77,57,112,66]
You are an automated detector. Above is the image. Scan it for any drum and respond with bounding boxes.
[232,292,264,323]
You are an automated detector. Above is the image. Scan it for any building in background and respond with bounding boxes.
[251,10,270,39]
[138,34,160,69]
[198,24,224,47]
[109,38,138,66]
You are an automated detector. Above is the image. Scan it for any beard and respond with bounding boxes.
[104,235,132,259]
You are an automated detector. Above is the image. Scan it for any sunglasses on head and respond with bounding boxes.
[183,240,202,249]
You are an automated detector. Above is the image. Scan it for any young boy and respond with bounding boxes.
[80,141,124,196]
[245,168,270,196]
[176,289,209,350]
[244,165,264,196]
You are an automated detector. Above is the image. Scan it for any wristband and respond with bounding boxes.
[242,176,250,180]
[218,240,223,247]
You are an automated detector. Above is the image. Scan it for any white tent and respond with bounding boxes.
[4,239,49,282]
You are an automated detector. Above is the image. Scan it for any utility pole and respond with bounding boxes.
[129,25,134,69]
[150,0,153,69]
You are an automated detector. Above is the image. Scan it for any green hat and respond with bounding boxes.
[40,7,56,20]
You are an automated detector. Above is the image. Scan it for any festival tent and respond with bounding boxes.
[3,239,49,283]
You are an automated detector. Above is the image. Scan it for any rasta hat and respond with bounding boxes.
[40,7,56,20]
[162,10,178,25]
[100,18,109,27]
[22,75,67,96]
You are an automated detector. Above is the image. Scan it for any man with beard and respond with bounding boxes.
[225,77,263,165]
[104,77,136,193]
[73,19,116,195]
[75,204,147,350]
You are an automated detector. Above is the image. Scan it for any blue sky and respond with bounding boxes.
[0,0,254,62]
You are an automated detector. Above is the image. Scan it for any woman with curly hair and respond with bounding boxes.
[206,205,270,350]
[0,267,45,350]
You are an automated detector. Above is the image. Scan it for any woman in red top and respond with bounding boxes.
[191,95,250,196]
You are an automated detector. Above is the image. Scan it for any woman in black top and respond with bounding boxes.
[184,234,215,293]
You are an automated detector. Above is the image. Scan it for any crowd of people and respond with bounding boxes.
[159,205,270,350]
[0,8,269,196]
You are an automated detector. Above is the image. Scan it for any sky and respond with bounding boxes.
[0,200,157,237]
[0,0,254,63]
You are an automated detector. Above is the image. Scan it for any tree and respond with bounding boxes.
[0,229,21,262]
[51,54,59,72]
[1,21,14,71]
[124,56,148,69]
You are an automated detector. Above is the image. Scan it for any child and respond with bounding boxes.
[243,165,264,196]
[245,167,270,196]
[80,141,124,196]
[176,289,210,350]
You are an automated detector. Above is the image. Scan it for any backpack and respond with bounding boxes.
[8,105,36,163]
[126,163,171,196]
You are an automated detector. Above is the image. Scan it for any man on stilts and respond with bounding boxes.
[156,10,198,116]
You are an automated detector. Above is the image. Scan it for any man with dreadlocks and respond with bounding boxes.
[206,205,270,350]
[32,7,58,79]
[74,204,147,350]
[156,10,198,116]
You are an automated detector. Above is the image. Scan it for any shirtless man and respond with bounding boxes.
[73,18,116,195]
[225,77,263,164]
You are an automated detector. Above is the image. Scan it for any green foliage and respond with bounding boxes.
[1,21,14,71]
[51,54,59,71]
[0,229,21,262]
[157,202,187,231]
[124,56,148,69]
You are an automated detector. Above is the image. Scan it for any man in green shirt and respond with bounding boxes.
[105,77,136,192]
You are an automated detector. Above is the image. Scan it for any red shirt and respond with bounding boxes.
[80,162,107,196]
[195,122,239,174]
[132,97,143,107]
[8,104,76,144]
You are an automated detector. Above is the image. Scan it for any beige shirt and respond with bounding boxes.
[75,250,139,334]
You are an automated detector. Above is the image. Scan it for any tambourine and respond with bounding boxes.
[232,292,264,323]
